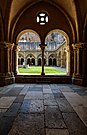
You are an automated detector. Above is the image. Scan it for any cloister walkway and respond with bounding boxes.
[0,83,87,135]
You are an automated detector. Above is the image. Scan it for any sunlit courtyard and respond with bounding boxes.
[18,66,66,75]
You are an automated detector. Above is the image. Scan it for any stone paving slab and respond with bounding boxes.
[0,97,16,108]
[14,95,25,103]
[0,116,15,135]
[44,93,54,100]
[56,98,74,112]
[4,103,21,117]
[60,86,74,92]
[19,85,29,95]
[25,91,43,100]
[62,112,87,135]
[45,106,66,128]
[30,100,44,113]
[43,89,52,94]
[30,86,43,92]
[44,99,57,106]
[53,92,65,98]
[62,91,83,107]
[19,99,31,113]
[46,129,69,135]
[5,89,21,96]
[8,113,45,135]
[73,106,87,127]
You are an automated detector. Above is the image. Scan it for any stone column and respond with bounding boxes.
[13,45,20,75]
[35,57,38,66]
[72,44,77,77]
[39,44,47,75]
[0,43,5,74]
[46,52,49,66]
[82,44,87,78]
[66,46,71,75]
[73,43,83,77]
[4,42,14,76]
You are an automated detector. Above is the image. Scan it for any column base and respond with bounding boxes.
[41,73,45,76]
[0,73,15,86]
[72,77,87,86]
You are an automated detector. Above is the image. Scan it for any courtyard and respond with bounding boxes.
[18,66,66,75]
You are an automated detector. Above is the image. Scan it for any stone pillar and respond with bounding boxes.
[72,44,77,77]
[35,57,38,66]
[39,44,47,75]
[46,52,49,66]
[13,45,20,75]
[0,42,15,86]
[4,42,14,76]
[82,44,87,78]
[72,43,83,77]
[66,46,71,75]
[0,44,5,74]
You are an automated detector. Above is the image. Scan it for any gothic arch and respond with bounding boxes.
[16,29,41,44]
[0,9,4,41]
[83,14,87,42]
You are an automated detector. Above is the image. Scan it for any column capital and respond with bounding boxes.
[0,41,14,49]
[39,44,47,50]
[72,42,87,49]
[13,44,20,51]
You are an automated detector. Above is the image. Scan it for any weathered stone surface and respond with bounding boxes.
[56,98,74,112]
[53,92,65,98]
[25,91,43,100]
[19,99,31,113]
[30,86,43,92]
[45,106,66,128]
[14,95,25,103]
[30,100,44,113]
[46,129,69,135]
[44,93,54,100]
[0,97,16,108]
[4,103,21,116]
[62,112,87,135]
[0,116,15,135]
[44,99,57,106]
[8,113,45,135]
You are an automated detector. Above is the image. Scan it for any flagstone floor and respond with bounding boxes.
[0,83,87,135]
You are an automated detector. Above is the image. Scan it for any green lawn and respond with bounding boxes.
[18,66,66,75]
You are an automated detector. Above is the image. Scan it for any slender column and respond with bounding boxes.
[72,43,84,77]
[72,44,77,77]
[66,46,72,75]
[5,47,10,74]
[13,45,20,75]
[10,44,14,75]
[61,54,63,67]
[35,57,38,66]
[82,44,87,77]
[74,49,77,75]
[39,44,47,75]
[0,47,5,73]
[76,48,80,76]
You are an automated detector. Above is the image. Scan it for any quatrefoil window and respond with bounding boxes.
[36,12,48,25]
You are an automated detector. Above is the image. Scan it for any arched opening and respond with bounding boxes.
[21,58,24,65]
[17,29,42,74]
[45,29,69,75]
[27,58,30,65]
[49,58,52,66]
[32,58,35,65]
[53,58,56,66]
[38,58,41,66]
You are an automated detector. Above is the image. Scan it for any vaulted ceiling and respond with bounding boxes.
[0,0,87,43]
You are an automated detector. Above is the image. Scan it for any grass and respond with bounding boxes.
[18,66,66,75]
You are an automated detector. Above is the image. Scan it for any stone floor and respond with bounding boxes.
[0,83,87,135]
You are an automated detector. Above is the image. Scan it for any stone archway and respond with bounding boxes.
[45,29,70,74]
